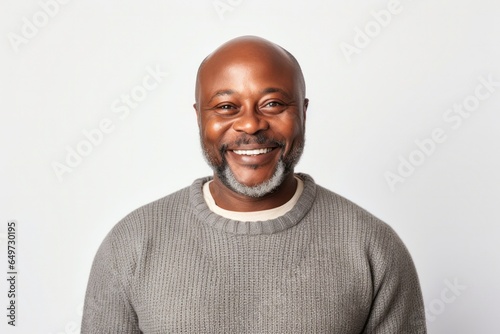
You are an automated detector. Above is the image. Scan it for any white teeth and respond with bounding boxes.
[233,148,273,156]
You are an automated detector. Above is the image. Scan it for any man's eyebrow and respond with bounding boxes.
[208,89,235,103]
[260,87,292,99]
[207,87,292,103]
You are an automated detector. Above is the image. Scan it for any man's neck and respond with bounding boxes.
[209,173,297,212]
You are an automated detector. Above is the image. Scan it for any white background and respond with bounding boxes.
[1,0,499,333]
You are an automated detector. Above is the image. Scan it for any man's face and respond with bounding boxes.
[195,50,307,197]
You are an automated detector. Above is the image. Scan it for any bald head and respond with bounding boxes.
[195,36,306,104]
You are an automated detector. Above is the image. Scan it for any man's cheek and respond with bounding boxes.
[206,116,231,133]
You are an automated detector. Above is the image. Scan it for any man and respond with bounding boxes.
[82,36,426,333]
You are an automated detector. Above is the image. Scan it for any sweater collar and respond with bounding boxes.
[190,173,317,235]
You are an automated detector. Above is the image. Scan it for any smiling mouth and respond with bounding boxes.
[232,148,274,156]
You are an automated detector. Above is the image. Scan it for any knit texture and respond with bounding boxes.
[82,174,426,333]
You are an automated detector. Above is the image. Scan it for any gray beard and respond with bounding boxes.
[221,159,286,198]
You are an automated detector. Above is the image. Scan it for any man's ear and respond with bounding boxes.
[303,98,309,122]
[193,103,201,127]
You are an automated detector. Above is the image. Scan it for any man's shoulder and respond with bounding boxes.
[310,179,414,268]
[106,178,204,240]
[309,179,400,241]
[130,183,193,219]
[313,182,381,220]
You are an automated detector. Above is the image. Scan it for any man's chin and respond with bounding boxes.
[218,161,287,198]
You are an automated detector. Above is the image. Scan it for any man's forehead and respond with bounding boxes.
[198,64,297,102]
[195,36,305,101]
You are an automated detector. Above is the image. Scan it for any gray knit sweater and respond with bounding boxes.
[82,174,426,333]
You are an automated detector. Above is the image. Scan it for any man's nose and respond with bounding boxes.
[232,107,269,135]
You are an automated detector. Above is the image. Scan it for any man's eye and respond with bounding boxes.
[218,104,235,110]
[261,101,286,113]
[265,101,282,108]
[213,104,239,115]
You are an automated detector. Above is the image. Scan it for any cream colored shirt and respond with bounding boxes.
[203,176,304,221]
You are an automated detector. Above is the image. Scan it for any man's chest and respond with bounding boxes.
[131,237,372,333]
